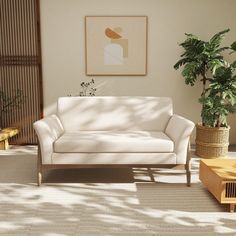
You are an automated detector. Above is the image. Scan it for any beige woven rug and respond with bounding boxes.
[0,146,236,236]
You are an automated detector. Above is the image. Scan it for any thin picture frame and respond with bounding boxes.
[85,16,148,76]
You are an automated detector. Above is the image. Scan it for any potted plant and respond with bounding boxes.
[174,29,236,158]
[0,89,25,130]
[68,79,97,97]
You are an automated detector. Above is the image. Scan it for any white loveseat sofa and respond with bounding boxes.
[34,97,195,186]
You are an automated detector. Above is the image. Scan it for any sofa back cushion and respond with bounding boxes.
[57,96,173,131]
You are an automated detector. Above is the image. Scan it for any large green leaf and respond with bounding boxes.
[184,33,198,38]
[209,29,230,48]
[208,59,224,75]
[215,46,230,54]
[181,62,202,85]
[231,60,236,69]
[180,38,205,58]
[174,58,192,70]
[231,41,236,51]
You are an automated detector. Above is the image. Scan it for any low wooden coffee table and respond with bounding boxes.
[0,127,19,150]
[200,159,236,212]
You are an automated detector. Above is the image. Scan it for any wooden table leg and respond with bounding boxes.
[147,168,155,182]
[0,139,8,150]
[230,204,235,213]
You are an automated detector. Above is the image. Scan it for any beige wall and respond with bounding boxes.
[40,0,236,144]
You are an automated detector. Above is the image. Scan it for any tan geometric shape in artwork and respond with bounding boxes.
[105,28,122,39]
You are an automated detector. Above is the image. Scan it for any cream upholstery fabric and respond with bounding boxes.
[57,97,173,131]
[33,97,195,166]
[165,114,195,164]
[54,131,174,153]
[52,153,176,165]
[33,115,64,164]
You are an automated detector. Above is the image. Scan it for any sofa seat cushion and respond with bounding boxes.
[54,131,174,153]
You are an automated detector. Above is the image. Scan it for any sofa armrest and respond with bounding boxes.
[33,115,64,164]
[165,114,195,164]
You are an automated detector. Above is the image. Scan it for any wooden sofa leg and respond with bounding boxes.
[186,165,191,187]
[37,144,42,186]
[185,141,191,187]
[38,170,42,186]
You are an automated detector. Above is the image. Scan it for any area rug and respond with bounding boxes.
[0,146,236,236]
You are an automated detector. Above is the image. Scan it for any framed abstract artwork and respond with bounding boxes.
[85,16,147,75]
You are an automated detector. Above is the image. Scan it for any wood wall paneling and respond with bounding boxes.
[0,0,43,144]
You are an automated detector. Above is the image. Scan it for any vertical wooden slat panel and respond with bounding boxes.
[0,0,43,144]
[35,0,43,119]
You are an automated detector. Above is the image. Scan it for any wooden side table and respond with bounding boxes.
[200,159,236,212]
[0,127,19,150]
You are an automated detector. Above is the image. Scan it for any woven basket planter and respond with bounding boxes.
[195,123,230,159]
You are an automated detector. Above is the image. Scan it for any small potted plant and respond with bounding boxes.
[68,79,97,97]
[79,79,97,96]
[174,29,236,158]
[0,89,25,130]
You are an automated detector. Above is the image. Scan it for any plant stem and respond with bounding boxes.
[202,65,207,96]
[201,65,207,126]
